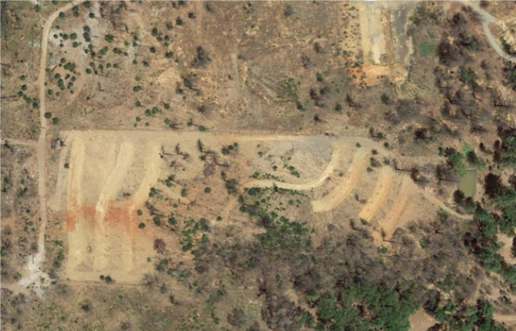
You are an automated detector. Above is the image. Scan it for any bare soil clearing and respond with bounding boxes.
[355,1,415,86]
[359,166,396,222]
[409,309,437,331]
[56,130,338,283]
[2,0,514,329]
[47,130,474,284]
[311,148,369,213]
[19,0,84,296]
[375,176,417,241]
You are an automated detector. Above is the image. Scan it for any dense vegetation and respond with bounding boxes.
[434,300,505,331]
[465,208,516,287]
[313,282,417,331]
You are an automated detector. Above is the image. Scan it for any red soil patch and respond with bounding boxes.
[65,204,94,232]
[66,201,142,237]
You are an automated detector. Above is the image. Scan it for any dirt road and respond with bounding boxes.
[20,0,84,296]
[463,1,516,63]
[423,191,473,221]
[243,143,340,191]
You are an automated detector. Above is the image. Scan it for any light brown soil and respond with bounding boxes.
[311,148,369,213]
[409,308,437,331]
[494,313,516,330]
[498,234,516,265]
[51,130,471,284]
[57,130,339,283]
[359,166,396,221]
[375,176,416,241]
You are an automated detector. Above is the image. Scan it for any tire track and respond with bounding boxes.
[49,136,72,212]
[243,143,340,191]
[65,136,90,279]
[1,138,37,147]
[93,142,134,271]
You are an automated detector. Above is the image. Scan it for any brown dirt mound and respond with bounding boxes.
[358,166,396,222]
[311,148,369,213]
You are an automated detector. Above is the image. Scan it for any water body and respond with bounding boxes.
[459,169,477,198]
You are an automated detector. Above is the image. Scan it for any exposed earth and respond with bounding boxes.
[1,1,515,330]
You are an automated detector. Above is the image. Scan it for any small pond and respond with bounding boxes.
[459,169,477,198]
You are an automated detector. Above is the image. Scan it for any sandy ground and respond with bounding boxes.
[359,166,396,221]
[498,234,515,265]
[56,131,339,283]
[409,309,437,331]
[48,130,473,284]
[375,176,417,241]
[19,0,84,296]
[359,3,387,65]
[355,2,415,86]
[63,133,159,283]
[243,142,340,191]
[495,313,516,330]
[311,148,369,213]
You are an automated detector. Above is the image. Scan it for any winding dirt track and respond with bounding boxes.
[221,142,341,223]
[424,192,472,221]
[19,0,487,292]
[463,1,516,63]
[48,129,477,285]
[20,0,84,295]
[243,143,340,191]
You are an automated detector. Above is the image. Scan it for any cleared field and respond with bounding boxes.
[54,131,335,283]
[358,166,396,221]
[52,130,468,283]
[355,1,415,85]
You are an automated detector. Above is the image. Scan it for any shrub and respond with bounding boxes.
[466,208,515,286]
[104,34,114,43]
[435,300,505,331]
[315,282,417,331]
[192,46,211,67]
[257,216,310,251]
[419,41,436,57]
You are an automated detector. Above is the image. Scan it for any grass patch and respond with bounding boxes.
[419,41,436,57]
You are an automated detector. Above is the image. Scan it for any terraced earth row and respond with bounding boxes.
[52,130,466,283]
